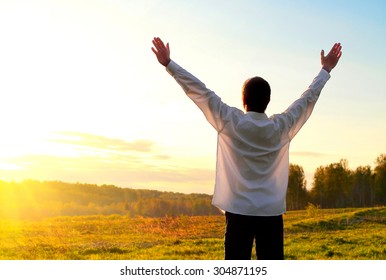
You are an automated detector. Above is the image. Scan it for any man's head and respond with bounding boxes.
[242,76,271,113]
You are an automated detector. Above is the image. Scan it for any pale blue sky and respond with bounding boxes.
[0,0,385,193]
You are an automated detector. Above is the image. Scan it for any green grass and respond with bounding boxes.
[284,207,386,259]
[0,207,385,260]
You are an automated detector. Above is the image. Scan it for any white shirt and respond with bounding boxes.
[166,60,330,216]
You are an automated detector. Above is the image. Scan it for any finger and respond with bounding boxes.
[328,43,338,55]
[151,47,157,55]
[333,43,342,55]
[154,38,167,52]
[166,42,170,52]
[321,49,325,58]
[332,44,342,58]
[336,44,342,55]
[152,39,159,49]
[153,40,166,53]
[156,37,165,48]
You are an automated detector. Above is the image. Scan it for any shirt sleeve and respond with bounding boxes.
[166,60,238,132]
[274,69,331,140]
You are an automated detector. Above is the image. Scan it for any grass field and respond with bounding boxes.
[0,207,385,260]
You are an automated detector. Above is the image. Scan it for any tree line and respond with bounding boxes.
[287,154,386,210]
[0,180,220,219]
[0,153,384,219]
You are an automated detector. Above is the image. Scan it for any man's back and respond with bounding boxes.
[165,59,330,215]
[214,110,288,215]
[152,37,342,259]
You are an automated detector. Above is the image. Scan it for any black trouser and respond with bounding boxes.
[224,212,284,260]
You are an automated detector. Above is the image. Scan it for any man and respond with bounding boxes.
[152,37,342,260]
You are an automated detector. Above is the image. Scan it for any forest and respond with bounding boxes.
[0,154,385,219]
[287,154,386,210]
[0,180,219,219]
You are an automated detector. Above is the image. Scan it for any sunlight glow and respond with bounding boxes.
[0,0,385,193]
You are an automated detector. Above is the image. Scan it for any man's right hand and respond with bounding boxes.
[152,37,171,67]
[321,43,342,73]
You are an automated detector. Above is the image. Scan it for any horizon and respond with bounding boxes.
[0,0,385,195]
[0,154,383,195]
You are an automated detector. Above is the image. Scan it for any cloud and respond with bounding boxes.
[0,153,214,194]
[49,131,155,153]
[0,131,215,194]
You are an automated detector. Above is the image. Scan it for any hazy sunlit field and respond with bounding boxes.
[0,207,385,260]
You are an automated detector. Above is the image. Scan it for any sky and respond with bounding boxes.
[0,0,385,194]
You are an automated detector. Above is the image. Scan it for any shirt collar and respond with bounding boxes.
[245,111,269,120]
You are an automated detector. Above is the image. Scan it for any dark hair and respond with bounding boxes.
[242,76,271,113]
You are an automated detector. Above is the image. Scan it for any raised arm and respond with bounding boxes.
[321,43,342,73]
[151,37,171,67]
[278,42,343,140]
[151,37,236,132]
